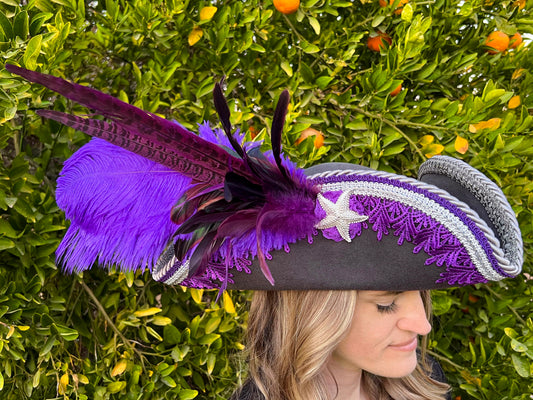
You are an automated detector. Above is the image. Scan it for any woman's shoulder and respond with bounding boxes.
[230,356,450,400]
[426,355,447,384]
[424,354,452,400]
[230,379,264,400]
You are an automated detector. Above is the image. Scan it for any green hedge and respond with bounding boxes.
[0,0,532,398]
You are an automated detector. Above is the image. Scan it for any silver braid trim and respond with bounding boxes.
[309,168,515,281]
[152,246,190,285]
[418,156,523,276]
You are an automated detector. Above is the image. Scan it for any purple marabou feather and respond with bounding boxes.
[56,138,191,272]
[56,123,249,273]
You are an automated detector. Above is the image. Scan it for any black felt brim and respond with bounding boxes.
[227,229,451,291]
[227,162,450,291]
[224,158,522,291]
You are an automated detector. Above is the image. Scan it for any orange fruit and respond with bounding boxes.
[295,128,324,149]
[273,0,300,14]
[513,0,525,9]
[468,294,479,303]
[248,126,258,139]
[379,0,409,14]
[509,32,522,49]
[367,32,392,52]
[390,83,402,97]
[485,31,509,54]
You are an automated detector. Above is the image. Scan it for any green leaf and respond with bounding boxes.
[198,333,220,346]
[160,364,176,377]
[163,324,182,345]
[29,12,53,36]
[511,354,530,378]
[146,326,163,341]
[458,1,473,16]
[204,316,221,334]
[105,0,118,20]
[308,16,320,35]
[206,353,216,375]
[504,327,519,339]
[13,11,29,39]
[23,35,42,70]
[381,143,406,156]
[39,335,56,357]
[478,309,488,323]
[249,43,266,52]
[301,41,320,54]
[417,62,437,80]
[371,15,385,28]
[280,60,293,77]
[0,12,13,40]
[483,89,506,103]
[510,338,528,353]
[469,341,476,365]
[195,80,215,99]
[400,3,413,21]
[2,105,17,124]
[54,324,79,341]
[161,376,177,388]
[0,238,15,251]
[152,316,172,326]
[190,289,204,304]
[345,121,368,130]
[107,381,126,394]
[316,76,333,89]
[179,389,198,400]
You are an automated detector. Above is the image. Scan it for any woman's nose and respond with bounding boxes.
[397,291,432,335]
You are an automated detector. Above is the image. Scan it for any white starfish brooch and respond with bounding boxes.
[316,191,368,242]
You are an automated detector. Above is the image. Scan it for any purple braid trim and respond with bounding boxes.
[312,176,504,285]
[182,257,252,289]
[312,173,506,277]
[317,192,489,285]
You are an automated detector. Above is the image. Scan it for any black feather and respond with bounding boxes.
[270,90,290,180]
[213,82,245,159]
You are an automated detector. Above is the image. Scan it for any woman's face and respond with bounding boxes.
[328,290,431,379]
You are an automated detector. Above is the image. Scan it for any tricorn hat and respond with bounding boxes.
[6,64,523,291]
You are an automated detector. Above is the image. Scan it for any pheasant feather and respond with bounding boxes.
[7,65,319,288]
[5,64,253,184]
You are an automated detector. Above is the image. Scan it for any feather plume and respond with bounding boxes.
[55,138,190,272]
[5,64,253,184]
[172,92,319,285]
[8,64,320,288]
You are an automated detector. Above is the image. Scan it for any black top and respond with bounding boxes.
[230,355,451,400]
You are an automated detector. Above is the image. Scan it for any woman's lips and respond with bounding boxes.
[388,337,418,351]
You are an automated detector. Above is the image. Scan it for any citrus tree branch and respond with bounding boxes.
[79,280,146,365]
[352,107,426,160]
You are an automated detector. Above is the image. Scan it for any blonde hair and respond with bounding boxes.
[244,290,449,400]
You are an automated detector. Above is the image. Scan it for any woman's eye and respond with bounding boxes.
[377,301,398,314]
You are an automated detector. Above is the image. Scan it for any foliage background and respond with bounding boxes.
[0,0,532,399]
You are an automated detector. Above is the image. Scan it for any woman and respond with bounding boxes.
[233,290,449,400]
[6,65,523,400]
